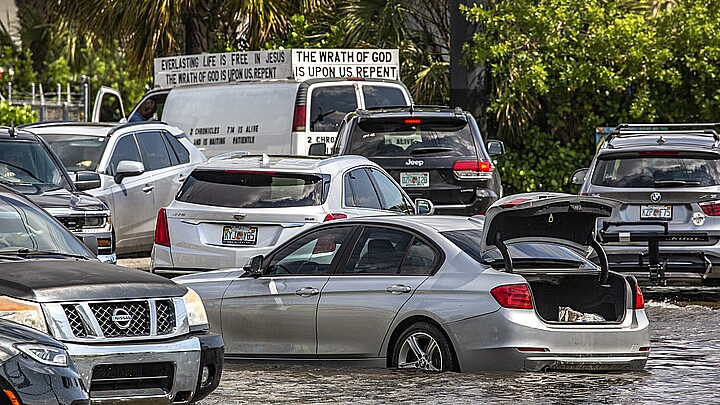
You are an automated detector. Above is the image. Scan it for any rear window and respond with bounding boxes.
[176,170,326,208]
[40,134,109,172]
[347,117,478,157]
[362,86,407,108]
[591,156,720,187]
[309,86,357,132]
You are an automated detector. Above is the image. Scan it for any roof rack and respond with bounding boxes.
[606,122,720,146]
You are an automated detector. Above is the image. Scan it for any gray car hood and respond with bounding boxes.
[480,193,619,254]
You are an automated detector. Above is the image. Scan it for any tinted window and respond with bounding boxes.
[399,238,438,275]
[266,227,352,276]
[362,86,407,108]
[348,117,478,157]
[309,86,357,132]
[344,227,412,275]
[163,132,190,164]
[42,135,109,172]
[108,135,141,175]
[177,171,325,208]
[98,93,124,122]
[367,167,413,214]
[344,168,381,209]
[136,131,172,171]
[591,156,720,187]
[0,140,68,192]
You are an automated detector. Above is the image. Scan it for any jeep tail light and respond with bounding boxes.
[293,105,306,132]
[404,119,422,125]
[635,284,645,309]
[699,200,720,216]
[323,213,348,222]
[155,208,171,247]
[491,284,534,309]
[453,160,493,180]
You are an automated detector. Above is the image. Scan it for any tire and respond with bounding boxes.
[391,322,455,372]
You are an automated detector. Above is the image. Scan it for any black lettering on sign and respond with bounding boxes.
[227,126,235,134]
[245,125,259,133]
[208,137,226,145]
[232,136,256,144]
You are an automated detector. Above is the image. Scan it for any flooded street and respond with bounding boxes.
[199,299,720,404]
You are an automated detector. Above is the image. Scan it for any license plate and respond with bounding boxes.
[400,172,429,188]
[222,225,258,245]
[640,205,672,220]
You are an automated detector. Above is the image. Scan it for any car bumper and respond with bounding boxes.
[430,189,499,216]
[445,308,650,372]
[65,332,223,404]
[0,354,89,405]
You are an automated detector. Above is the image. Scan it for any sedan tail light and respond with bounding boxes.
[323,213,348,222]
[634,283,645,309]
[699,200,720,216]
[491,283,534,309]
[154,208,171,247]
[453,160,493,180]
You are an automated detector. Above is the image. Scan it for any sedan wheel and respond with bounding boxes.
[393,322,455,371]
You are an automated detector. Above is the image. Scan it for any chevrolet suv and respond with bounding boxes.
[326,106,504,215]
[572,123,720,286]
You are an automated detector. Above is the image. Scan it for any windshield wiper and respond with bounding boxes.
[654,180,701,187]
[411,147,453,155]
[13,248,89,260]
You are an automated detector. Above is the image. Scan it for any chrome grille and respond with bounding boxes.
[62,305,87,338]
[89,301,151,338]
[90,362,174,394]
[156,300,176,335]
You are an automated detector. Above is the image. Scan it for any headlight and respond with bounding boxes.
[0,296,48,333]
[15,343,69,367]
[182,288,209,331]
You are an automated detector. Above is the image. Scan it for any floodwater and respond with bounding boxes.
[199,298,720,404]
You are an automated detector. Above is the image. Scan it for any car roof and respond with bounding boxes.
[198,154,377,173]
[20,121,183,137]
[601,123,720,153]
[348,105,469,120]
[334,215,484,233]
[0,126,42,142]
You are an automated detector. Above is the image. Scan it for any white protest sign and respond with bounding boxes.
[291,49,399,80]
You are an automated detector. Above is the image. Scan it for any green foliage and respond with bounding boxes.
[263,15,347,50]
[0,101,37,125]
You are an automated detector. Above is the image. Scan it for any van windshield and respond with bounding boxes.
[176,170,326,208]
[40,134,109,172]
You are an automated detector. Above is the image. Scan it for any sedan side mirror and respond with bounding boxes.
[308,142,328,156]
[244,255,264,277]
[114,160,145,184]
[75,170,102,191]
[571,168,589,185]
[414,198,435,215]
[486,140,505,157]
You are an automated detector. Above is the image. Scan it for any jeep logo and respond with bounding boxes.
[405,159,424,167]
[111,308,132,330]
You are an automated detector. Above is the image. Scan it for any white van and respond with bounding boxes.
[123,49,412,157]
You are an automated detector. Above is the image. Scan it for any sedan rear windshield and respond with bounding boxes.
[592,156,720,187]
[348,117,478,157]
[176,170,326,208]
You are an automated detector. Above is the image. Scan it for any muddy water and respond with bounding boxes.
[199,300,720,404]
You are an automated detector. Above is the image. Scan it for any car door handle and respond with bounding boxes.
[142,184,154,193]
[178,174,187,183]
[386,284,412,294]
[295,287,319,297]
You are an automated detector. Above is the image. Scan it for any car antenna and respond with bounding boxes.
[8,126,17,138]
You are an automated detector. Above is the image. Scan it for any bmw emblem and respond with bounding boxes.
[111,308,132,330]
[650,192,662,203]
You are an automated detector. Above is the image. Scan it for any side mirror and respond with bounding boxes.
[79,234,98,256]
[74,171,101,191]
[243,255,264,276]
[486,140,505,157]
[114,160,145,184]
[571,168,589,185]
[414,198,435,215]
[308,142,328,156]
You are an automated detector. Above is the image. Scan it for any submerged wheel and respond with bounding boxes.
[392,322,455,371]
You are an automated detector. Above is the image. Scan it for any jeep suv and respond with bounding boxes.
[326,106,504,215]
[572,123,720,286]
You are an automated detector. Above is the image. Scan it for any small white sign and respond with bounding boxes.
[291,49,399,80]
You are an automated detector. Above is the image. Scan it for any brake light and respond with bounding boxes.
[635,284,645,309]
[453,160,493,180]
[491,284,534,309]
[323,213,348,222]
[154,208,171,247]
[224,170,276,175]
[293,105,306,131]
[499,197,533,208]
[699,200,720,216]
[404,118,422,125]
[346,77,365,81]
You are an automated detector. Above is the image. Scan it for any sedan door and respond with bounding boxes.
[317,226,438,358]
[220,226,355,357]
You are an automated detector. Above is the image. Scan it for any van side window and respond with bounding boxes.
[344,168,382,209]
[309,86,357,132]
[136,131,172,171]
[108,135,141,175]
[362,86,407,109]
[163,131,191,164]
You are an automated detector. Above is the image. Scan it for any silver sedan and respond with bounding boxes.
[176,193,650,372]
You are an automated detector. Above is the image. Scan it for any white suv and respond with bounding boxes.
[151,154,433,277]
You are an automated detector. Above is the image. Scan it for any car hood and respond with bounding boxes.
[0,259,187,303]
[480,193,619,254]
[22,187,107,212]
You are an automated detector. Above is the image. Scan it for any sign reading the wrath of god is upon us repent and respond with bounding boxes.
[153,49,400,88]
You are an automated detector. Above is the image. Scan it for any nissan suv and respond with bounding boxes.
[572,123,720,286]
[324,106,504,215]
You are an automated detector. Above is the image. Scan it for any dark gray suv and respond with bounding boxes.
[325,106,504,215]
[572,123,720,286]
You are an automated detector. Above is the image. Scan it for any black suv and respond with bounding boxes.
[0,126,115,262]
[572,123,720,286]
[324,106,504,215]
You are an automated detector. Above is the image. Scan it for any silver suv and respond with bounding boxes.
[572,123,720,286]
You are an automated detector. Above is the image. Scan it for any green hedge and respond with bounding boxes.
[0,101,37,126]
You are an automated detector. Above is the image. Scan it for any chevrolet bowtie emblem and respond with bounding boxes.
[233,214,247,220]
